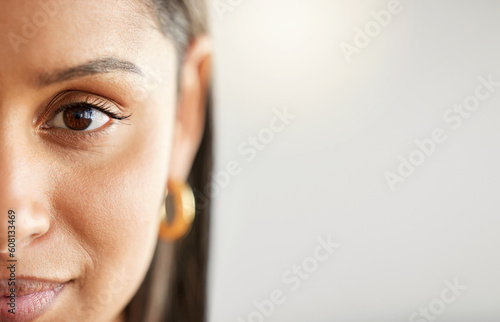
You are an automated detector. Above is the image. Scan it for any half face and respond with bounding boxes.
[0,1,179,321]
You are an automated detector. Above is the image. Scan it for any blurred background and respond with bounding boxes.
[207,0,500,321]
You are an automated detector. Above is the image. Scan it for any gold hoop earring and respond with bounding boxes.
[159,181,196,241]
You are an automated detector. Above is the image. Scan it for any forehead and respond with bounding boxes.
[0,0,167,85]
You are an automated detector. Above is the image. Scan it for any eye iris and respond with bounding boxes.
[63,105,93,131]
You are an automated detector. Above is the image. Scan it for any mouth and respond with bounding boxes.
[0,279,69,322]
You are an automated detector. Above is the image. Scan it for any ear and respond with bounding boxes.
[168,35,212,183]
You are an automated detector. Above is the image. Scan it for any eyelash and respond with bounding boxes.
[51,95,131,123]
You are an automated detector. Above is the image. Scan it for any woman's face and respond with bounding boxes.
[0,1,207,321]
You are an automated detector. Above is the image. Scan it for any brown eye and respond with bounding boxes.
[51,103,111,131]
[63,105,93,131]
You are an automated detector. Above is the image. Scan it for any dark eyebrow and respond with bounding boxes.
[37,57,144,86]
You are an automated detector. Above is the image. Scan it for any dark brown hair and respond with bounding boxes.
[125,1,212,321]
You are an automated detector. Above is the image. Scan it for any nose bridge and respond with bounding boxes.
[0,111,33,200]
[0,149,33,216]
[0,105,50,254]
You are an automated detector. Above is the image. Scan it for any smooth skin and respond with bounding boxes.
[0,1,211,321]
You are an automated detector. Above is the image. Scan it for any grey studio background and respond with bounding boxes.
[207,0,500,321]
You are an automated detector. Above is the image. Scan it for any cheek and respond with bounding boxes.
[46,95,175,317]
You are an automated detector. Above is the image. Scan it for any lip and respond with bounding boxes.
[0,279,68,322]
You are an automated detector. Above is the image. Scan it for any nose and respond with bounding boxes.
[0,198,50,254]
[0,120,50,254]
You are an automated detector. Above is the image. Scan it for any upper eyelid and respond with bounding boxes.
[45,91,131,121]
[54,101,128,121]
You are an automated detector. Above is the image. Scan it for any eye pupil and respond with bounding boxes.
[63,104,93,131]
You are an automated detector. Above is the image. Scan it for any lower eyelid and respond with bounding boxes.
[41,122,118,147]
